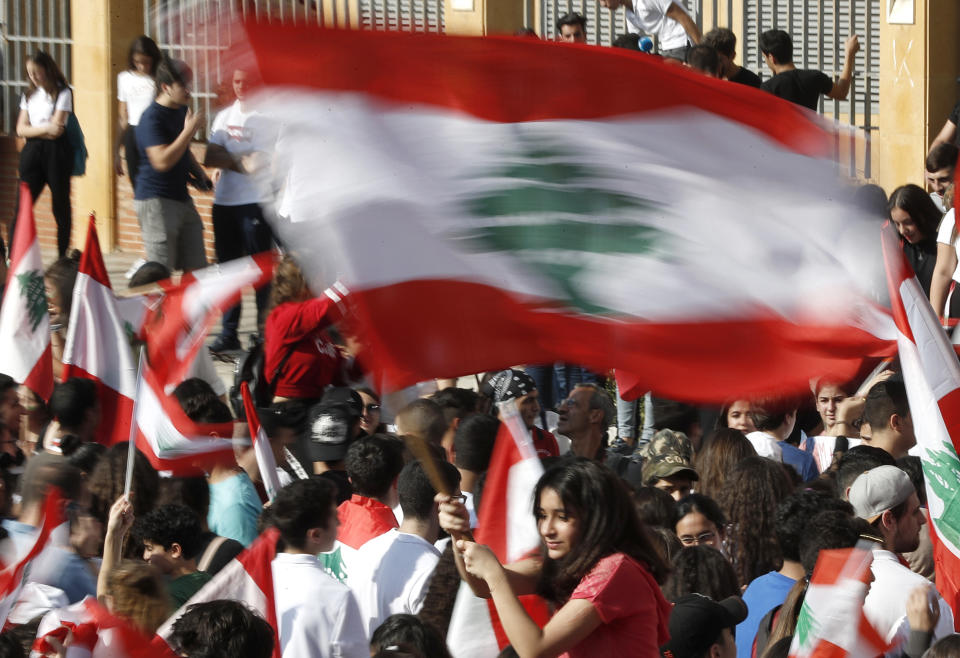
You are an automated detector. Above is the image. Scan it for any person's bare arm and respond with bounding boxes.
[827,35,860,100]
[115,101,129,176]
[666,3,701,45]
[930,119,958,152]
[460,541,602,658]
[97,496,134,601]
[144,107,203,173]
[930,241,958,319]
[438,494,540,598]
[203,142,244,173]
[16,108,63,139]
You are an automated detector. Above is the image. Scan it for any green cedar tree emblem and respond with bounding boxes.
[923,441,960,548]
[458,138,668,315]
[16,270,47,332]
[793,601,818,651]
[318,546,348,583]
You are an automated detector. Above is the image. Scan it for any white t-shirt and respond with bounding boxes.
[209,100,275,206]
[117,70,156,126]
[272,552,369,658]
[20,87,72,127]
[936,209,960,283]
[346,529,441,637]
[864,548,955,655]
[745,430,783,461]
[624,0,691,50]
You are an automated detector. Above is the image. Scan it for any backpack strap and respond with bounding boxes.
[197,535,228,573]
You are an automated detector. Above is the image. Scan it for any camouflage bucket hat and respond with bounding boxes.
[639,429,693,462]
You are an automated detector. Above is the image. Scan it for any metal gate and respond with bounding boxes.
[0,0,72,134]
[143,0,444,139]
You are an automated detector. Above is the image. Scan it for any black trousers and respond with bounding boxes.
[212,202,274,337]
[12,136,72,257]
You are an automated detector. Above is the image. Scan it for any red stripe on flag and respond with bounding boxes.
[78,215,111,289]
[350,280,893,401]
[6,183,38,280]
[241,23,830,158]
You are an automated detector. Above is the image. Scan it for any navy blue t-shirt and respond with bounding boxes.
[135,101,190,202]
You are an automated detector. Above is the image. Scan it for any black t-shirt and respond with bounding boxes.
[135,101,190,202]
[949,100,960,126]
[760,69,834,111]
[196,531,245,576]
[729,66,762,89]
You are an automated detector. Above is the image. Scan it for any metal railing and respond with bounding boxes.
[0,0,72,135]
[143,0,444,139]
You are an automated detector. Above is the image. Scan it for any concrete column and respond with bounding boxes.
[878,0,960,193]
[445,0,524,36]
[70,0,144,252]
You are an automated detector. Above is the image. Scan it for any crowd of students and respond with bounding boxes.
[3,8,960,658]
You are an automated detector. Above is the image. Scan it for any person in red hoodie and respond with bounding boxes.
[317,433,404,584]
[263,255,351,404]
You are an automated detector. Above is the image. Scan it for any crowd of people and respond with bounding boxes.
[2,6,960,658]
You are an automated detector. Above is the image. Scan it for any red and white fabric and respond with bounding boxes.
[881,225,960,629]
[241,382,282,501]
[62,215,137,444]
[447,402,549,655]
[238,24,896,403]
[0,182,53,400]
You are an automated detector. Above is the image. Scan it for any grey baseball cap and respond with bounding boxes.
[848,465,915,522]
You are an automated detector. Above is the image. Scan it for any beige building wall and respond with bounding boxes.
[70,1,145,251]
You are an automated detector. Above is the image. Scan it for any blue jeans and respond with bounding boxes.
[212,203,274,337]
[616,379,655,442]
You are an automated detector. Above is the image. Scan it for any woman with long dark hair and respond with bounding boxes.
[439,458,671,657]
[115,35,162,190]
[14,50,74,256]
[888,184,942,296]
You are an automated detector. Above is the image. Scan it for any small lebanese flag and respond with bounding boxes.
[789,545,889,658]
[0,488,65,629]
[62,215,137,444]
[447,401,550,655]
[0,182,53,401]
[33,597,178,657]
[134,360,236,476]
[143,252,275,391]
[156,527,281,658]
[882,225,960,629]
[241,382,282,501]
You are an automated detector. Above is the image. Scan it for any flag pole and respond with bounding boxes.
[124,347,144,500]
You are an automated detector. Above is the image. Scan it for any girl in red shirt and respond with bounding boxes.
[440,459,672,657]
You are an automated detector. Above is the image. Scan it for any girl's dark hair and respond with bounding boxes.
[675,493,727,531]
[888,184,942,242]
[26,51,68,99]
[717,456,793,587]
[662,545,740,602]
[534,458,670,606]
[693,428,756,499]
[127,35,162,75]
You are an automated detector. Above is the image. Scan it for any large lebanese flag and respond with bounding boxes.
[239,24,895,402]
[0,183,53,400]
[447,402,549,655]
[62,215,137,444]
[881,226,960,629]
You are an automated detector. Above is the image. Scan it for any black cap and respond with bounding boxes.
[660,595,748,658]
[304,396,360,463]
[318,386,363,419]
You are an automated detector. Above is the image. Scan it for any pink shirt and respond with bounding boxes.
[561,553,671,658]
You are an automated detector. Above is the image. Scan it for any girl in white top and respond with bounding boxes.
[14,50,74,257]
[930,184,958,319]
[115,35,161,190]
